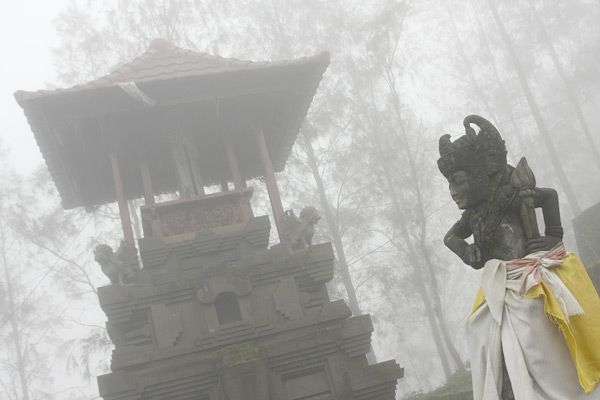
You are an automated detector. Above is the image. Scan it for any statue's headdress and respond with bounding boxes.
[437,115,507,179]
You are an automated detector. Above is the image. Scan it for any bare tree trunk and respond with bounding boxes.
[303,128,362,317]
[469,0,527,160]
[347,58,454,377]
[488,0,581,215]
[530,2,600,174]
[377,150,453,380]
[303,128,377,364]
[386,67,466,373]
[0,224,30,400]
[446,7,499,122]
[395,120,466,373]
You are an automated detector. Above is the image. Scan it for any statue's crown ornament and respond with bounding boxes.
[438,115,507,178]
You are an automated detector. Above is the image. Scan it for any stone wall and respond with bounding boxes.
[573,202,600,290]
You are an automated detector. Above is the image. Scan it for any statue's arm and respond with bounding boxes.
[533,187,562,236]
[528,187,563,252]
[444,211,481,268]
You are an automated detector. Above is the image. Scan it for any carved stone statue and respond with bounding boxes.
[94,241,138,285]
[438,115,600,399]
[280,206,320,250]
[439,115,563,268]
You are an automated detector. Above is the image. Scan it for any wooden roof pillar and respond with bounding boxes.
[100,116,136,247]
[139,151,155,205]
[253,126,284,240]
[169,129,205,198]
[109,150,136,246]
[223,129,244,190]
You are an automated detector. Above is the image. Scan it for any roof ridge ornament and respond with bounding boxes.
[117,82,156,106]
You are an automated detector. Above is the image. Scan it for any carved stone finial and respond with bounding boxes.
[510,157,536,190]
[280,206,320,250]
[94,241,138,285]
[511,157,540,241]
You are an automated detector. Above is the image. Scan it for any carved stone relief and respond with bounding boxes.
[151,303,183,349]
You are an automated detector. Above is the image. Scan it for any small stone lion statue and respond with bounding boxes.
[94,241,138,285]
[280,206,321,250]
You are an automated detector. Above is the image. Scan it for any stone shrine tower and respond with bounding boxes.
[15,39,403,400]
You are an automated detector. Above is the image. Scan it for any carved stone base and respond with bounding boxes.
[98,216,403,399]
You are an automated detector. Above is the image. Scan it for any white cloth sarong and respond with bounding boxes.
[467,256,600,400]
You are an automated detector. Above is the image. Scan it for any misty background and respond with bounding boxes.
[1,0,600,398]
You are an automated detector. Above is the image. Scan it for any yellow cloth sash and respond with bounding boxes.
[468,253,600,393]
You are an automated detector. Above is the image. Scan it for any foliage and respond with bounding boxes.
[402,370,473,400]
[0,149,63,399]
[0,139,118,398]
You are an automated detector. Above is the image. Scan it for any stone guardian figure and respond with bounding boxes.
[438,115,600,399]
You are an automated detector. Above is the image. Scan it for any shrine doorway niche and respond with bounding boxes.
[215,292,242,325]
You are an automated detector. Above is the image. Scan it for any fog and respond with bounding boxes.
[2,0,600,399]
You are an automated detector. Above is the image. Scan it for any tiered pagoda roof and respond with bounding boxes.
[15,39,329,209]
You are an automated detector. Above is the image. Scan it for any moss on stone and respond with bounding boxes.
[225,341,261,367]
